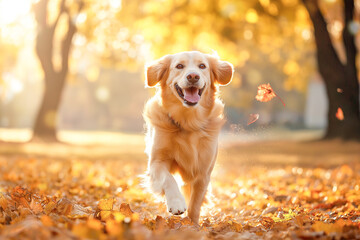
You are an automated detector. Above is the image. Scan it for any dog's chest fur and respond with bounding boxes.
[144,96,225,182]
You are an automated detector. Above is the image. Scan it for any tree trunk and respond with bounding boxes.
[31,0,81,142]
[303,0,360,140]
[32,73,66,141]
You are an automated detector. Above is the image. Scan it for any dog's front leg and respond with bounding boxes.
[149,161,187,215]
[187,177,210,224]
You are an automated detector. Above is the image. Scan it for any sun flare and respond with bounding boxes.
[0,0,33,26]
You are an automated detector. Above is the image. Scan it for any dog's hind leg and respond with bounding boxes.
[149,160,187,215]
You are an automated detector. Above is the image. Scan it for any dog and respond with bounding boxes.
[143,51,233,224]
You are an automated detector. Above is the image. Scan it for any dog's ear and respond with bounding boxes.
[214,60,234,86]
[145,55,171,87]
[208,55,234,86]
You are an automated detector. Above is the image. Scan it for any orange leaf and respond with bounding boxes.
[247,114,259,125]
[155,215,168,231]
[312,221,343,234]
[255,84,276,102]
[0,193,8,210]
[119,203,133,217]
[255,83,285,106]
[106,219,123,236]
[44,201,56,215]
[56,198,73,215]
[40,215,54,227]
[336,107,344,121]
[29,199,43,214]
[10,186,31,208]
[98,199,114,211]
[260,216,275,230]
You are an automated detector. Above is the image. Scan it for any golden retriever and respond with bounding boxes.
[143,51,233,224]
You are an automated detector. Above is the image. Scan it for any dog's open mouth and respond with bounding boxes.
[175,83,205,106]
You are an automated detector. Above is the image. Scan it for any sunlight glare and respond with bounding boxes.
[0,0,32,25]
[109,0,122,9]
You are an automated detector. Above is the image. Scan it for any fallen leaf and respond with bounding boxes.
[40,215,53,227]
[0,193,8,210]
[10,186,31,208]
[260,216,275,229]
[155,215,168,231]
[99,198,114,211]
[312,221,343,235]
[29,199,43,214]
[119,203,133,217]
[69,203,92,219]
[56,198,73,215]
[44,201,56,215]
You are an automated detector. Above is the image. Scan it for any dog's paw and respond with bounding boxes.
[167,196,187,215]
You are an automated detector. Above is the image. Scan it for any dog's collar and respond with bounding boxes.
[168,114,181,129]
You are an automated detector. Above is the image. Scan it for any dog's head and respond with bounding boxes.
[145,51,233,108]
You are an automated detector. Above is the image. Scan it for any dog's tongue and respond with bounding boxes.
[184,87,200,103]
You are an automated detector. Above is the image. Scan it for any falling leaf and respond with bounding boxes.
[336,107,344,121]
[255,83,285,106]
[247,114,259,125]
[337,88,343,93]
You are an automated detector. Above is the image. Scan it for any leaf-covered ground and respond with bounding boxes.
[0,139,360,239]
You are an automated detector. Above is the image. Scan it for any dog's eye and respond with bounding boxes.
[199,64,206,69]
[176,64,184,69]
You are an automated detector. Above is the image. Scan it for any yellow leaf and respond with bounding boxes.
[44,201,56,215]
[98,198,114,211]
[99,210,112,221]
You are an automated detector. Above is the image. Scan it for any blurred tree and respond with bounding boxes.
[32,0,83,141]
[28,0,322,140]
[303,0,360,140]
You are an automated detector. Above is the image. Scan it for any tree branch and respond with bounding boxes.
[51,0,66,31]
[60,17,76,77]
[60,1,84,77]
[33,0,48,28]
[34,0,55,78]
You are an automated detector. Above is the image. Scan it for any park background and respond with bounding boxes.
[1,0,358,142]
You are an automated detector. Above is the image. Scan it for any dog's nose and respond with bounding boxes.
[186,72,200,83]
